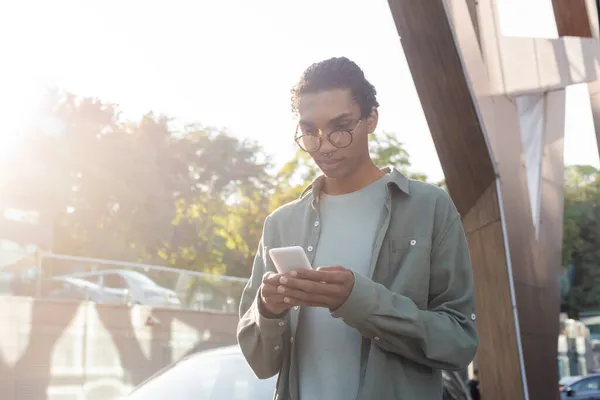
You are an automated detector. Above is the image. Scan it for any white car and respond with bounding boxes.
[61,269,181,307]
[127,346,277,400]
[45,276,127,304]
[126,345,471,400]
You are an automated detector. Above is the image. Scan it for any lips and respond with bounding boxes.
[316,159,343,170]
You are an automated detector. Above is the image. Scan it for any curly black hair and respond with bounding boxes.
[291,57,379,118]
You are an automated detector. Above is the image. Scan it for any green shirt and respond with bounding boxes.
[237,167,479,400]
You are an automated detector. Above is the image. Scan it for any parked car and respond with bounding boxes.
[126,345,471,400]
[61,269,181,307]
[44,276,127,304]
[560,375,582,392]
[561,373,600,399]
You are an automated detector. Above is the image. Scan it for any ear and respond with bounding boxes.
[366,107,379,134]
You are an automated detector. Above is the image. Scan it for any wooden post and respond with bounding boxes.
[387,0,600,398]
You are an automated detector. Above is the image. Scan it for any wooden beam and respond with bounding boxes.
[477,0,599,95]
[385,0,496,216]
[388,1,569,398]
[552,0,593,37]
[386,1,524,398]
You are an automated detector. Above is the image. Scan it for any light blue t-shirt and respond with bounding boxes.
[296,175,389,400]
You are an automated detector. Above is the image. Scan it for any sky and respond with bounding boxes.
[0,0,599,183]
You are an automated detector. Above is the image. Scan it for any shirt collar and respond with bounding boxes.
[299,166,410,202]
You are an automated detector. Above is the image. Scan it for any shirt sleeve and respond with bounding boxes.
[237,215,288,379]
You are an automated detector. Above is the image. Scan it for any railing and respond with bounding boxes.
[0,248,249,314]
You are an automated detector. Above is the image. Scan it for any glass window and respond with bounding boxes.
[104,273,128,289]
[588,324,600,335]
[572,377,600,393]
[121,270,158,287]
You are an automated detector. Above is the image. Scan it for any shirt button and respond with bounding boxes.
[290,337,294,344]
[307,246,314,252]
[410,239,416,246]
[274,345,280,351]
[314,221,320,227]
[374,336,380,341]
[471,313,476,321]
[278,321,285,327]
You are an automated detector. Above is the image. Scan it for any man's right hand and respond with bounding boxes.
[259,271,291,318]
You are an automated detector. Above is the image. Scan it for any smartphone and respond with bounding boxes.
[268,246,313,274]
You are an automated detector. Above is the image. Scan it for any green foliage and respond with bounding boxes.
[2,91,427,280]
[561,165,600,317]
[18,91,600,315]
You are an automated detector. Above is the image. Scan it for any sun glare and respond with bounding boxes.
[0,77,43,163]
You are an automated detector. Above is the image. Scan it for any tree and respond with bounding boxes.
[561,165,600,317]
[152,124,271,275]
[0,90,433,284]
[1,91,271,279]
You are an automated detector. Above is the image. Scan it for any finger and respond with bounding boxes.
[261,283,280,296]
[264,294,288,305]
[278,277,342,296]
[281,292,336,308]
[262,271,283,286]
[263,271,298,285]
[276,285,311,302]
[291,269,349,284]
[316,266,346,272]
[272,283,334,306]
[284,298,326,307]
[260,286,287,305]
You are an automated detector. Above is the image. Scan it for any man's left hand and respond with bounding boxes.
[277,266,354,309]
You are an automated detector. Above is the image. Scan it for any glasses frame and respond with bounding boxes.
[294,120,363,153]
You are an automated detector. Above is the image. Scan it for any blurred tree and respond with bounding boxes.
[561,165,600,317]
[269,149,318,210]
[4,92,270,277]
[161,125,271,276]
[11,89,600,320]
[1,90,431,282]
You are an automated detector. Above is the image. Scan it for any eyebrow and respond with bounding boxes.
[298,112,354,127]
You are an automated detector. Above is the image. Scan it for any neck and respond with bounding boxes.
[323,161,384,195]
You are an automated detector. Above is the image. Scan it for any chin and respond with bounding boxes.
[319,167,350,180]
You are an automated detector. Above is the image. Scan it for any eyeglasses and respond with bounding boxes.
[294,120,362,153]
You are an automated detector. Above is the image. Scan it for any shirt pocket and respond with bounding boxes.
[388,237,431,309]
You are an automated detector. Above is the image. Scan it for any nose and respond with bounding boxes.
[318,131,337,155]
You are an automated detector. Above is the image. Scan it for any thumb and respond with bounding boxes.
[317,265,345,272]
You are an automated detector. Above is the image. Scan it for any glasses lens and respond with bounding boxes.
[329,131,352,148]
[298,135,320,152]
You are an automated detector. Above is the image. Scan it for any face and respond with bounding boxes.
[296,89,378,179]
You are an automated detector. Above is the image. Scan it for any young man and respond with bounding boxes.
[238,57,479,399]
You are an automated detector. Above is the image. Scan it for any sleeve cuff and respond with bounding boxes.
[253,289,287,338]
[330,272,379,325]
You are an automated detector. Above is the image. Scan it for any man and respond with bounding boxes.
[238,57,479,399]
